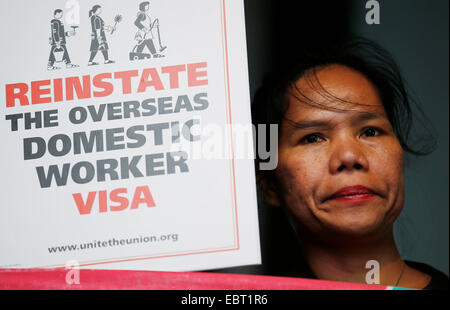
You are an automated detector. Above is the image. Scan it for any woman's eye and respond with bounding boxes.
[301,134,324,144]
[362,127,380,137]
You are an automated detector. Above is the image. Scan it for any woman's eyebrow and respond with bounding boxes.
[286,119,334,131]
[285,112,385,135]
[351,111,386,124]
[285,119,336,137]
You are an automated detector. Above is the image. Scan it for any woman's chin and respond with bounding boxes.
[318,212,388,238]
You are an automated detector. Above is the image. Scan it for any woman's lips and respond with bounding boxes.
[326,185,376,206]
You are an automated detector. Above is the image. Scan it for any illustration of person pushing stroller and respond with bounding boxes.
[48,9,79,70]
[130,1,167,60]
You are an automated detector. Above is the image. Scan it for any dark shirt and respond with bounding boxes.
[135,12,147,30]
[50,19,67,45]
[288,259,449,290]
[90,15,106,41]
[405,260,449,290]
[281,258,449,290]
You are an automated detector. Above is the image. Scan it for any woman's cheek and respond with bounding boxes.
[374,140,404,184]
[277,153,319,210]
[371,140,405,216]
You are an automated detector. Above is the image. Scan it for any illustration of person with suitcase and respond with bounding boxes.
[47,9,79,70]
[130,1,167,61]
[88,5,120,66]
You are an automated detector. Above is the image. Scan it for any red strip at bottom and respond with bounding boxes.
[0,268,387,290]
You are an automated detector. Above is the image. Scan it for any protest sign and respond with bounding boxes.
[0,0,260,271]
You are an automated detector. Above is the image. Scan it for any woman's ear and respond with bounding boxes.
[258,173,281,207]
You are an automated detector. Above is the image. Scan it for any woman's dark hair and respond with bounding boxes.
[139,1,150,12]
[54,9,63,16]
[252,37,437,183]
[89,5,101,17]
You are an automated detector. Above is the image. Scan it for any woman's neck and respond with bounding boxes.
[302,230,407,287]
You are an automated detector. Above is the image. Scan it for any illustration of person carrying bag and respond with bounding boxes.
[130,1,167,60]
[48,9,79,70]
[88,5,118,66]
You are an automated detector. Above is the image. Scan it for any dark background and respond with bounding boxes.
[210,0,449,277]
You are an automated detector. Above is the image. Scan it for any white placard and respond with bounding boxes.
[0,0,260,271]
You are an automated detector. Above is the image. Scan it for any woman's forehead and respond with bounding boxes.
[285,64,386,120]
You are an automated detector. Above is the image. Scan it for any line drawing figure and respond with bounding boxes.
[130,1,167,61]
[48,9,79,70]
[88,5,121,66]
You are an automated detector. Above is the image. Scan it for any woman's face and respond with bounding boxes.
[95,7,102,15]
[273,64,404,240]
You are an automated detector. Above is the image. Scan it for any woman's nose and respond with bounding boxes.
[329,138,369,174]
